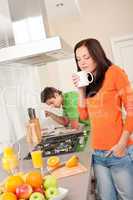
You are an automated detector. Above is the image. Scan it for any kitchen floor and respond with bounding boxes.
[87,186,97,200]
[87,170,98,200]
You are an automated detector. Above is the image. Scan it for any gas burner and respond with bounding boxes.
[23,129,83,160]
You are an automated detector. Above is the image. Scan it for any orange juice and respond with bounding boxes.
[31,150,43,168]
[2,147,19,172]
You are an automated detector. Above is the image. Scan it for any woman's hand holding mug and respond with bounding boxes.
[72,73,80,88]
[72,71,93,88]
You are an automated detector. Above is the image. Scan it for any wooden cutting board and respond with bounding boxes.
[49,163,88,179]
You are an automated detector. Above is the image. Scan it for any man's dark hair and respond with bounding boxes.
[41,87,62,103]
[74,38,112,97]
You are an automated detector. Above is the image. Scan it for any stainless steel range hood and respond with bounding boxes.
[0,0,72,66]
[0,36,72,66]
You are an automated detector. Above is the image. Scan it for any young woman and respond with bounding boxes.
[72,38,133,200]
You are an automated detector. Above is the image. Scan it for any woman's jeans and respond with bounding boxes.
[92,145,133,200]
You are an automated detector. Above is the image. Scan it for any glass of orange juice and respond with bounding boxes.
[31,150,44,175]
[1,140,20,175]
[2,147,19,174]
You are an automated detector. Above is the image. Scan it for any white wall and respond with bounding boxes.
[38,0,133,91]
[38,58,77,92]
[48,0,133,59]
[0,64,41,145]
[39,61,60,89]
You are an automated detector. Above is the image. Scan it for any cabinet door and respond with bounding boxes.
[111,35,133,83]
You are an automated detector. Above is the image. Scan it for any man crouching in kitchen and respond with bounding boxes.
[41,87,89,129]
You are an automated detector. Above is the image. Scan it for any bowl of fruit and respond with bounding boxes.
[0,171,68,200]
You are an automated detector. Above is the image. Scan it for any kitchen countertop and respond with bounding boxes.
[0,136,92,200]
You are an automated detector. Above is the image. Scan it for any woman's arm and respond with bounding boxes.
[72,74,89,120]
[116,68,133,134]
[78,87,86,107]
[110,67,133,156]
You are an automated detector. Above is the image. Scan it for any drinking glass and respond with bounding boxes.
[31,150,44,175]
[1,141,20,175]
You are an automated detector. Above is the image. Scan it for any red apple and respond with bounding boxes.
[34,187,44,194]
[16,183,33,199]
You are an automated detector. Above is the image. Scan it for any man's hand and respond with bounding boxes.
[44,111,69,126]
[45,111,52,117]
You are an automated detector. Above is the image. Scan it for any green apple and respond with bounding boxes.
[29,192,45,200]
[45,187,59,199]
[43,175,57,189]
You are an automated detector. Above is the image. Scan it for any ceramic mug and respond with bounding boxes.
[75,71,93,87]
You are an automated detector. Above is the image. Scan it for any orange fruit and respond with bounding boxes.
[15,172,26,182]
[1,192,17,200]
[65,155,79,168]
[25,171,43,188]
[5,175,24,193]
[47,156,60,168]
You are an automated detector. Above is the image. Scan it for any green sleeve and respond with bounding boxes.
[63,91,79,120]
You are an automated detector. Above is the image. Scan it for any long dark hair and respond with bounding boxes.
[74,38,112,97]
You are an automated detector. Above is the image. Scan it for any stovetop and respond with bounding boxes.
[23,127,84,160]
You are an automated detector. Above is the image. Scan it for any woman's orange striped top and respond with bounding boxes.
[78,65,133,150]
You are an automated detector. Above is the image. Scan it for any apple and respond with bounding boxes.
[43,175,57,189]
[16,183,33,199]
[45,187,59,199]
[34,187,44,194]
[18,199,26,200]
[29,192,45,200]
